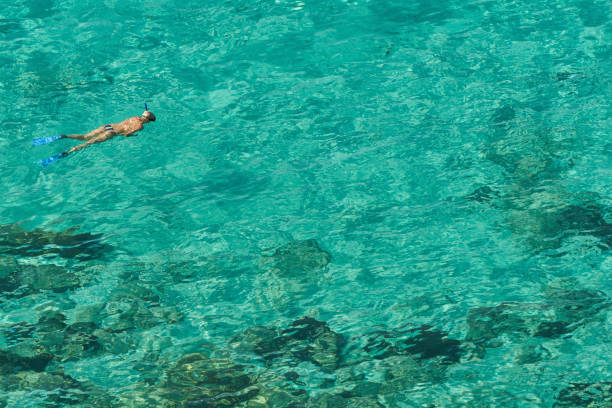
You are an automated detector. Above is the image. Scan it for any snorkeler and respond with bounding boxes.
[33,105,156,166]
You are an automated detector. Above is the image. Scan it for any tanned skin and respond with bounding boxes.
[62,110,156,155]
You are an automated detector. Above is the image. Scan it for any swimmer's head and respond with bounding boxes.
[142,110,156,123]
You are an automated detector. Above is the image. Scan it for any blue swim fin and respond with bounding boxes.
[32,135,63,146]
[38,152,67,167]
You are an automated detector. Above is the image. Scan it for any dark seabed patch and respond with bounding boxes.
[0,224,112,260]
[231,316,344,372]
[465,281,609,360]
[553,382,612,407]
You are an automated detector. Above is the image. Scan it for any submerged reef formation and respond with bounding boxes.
[0,257,81,297]
[0,223,606,407]
[255,239,332,311]
[159,353,259,407]
[0,308,114,406]
[0,224,112,260]
[228,318,464,406]
[477,104,611,254]
[0,309,103,368]
[466,280,609,362]
[0,267,184,406]
[0,369,112,407]
[258,239,332,276]
[508,197,612,253]
[553,382,612,407]
[467,186,612,254]
[465,185,501,205]
[230,316,344,372]
[358,325,464,365]
[72,281,183,335]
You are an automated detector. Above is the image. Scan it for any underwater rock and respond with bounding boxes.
[246,386,308,408]
[110,388,169,408]
[255,240,331,311]
[465,185,500,204]
[18,264,80,293]
[0,257,19,294]
[0,344,53,374]
[56,322,102,361]
[556,71,580,82]
[466,284,609,346]
[310,393,384,408]
[0,223,112,260]
[362,325,464,365]
[398,325,463,364]
[160,352,259,407]
[283,317,344,371]
[95,330,136,355]
[229,325,284,356]
[1,311,105,365]
[553,382,612,407]
[380,354,446,393]
[36,308,67,333]
[233,317,344,372]
[254,239,331,314]
[0,262,81,296]
[0,19,22,36]
[552,288,610,322]
[0,370,113,407]
[543,280,610,325]
[101,298,148,332]
[505,193,612,253]
[110,281,161,303]
[465,302,536,342]
[535,203,612,249]
[513,342,551,365]
[74,303,106,323]
[259,239,331,276]
[0,322,36,346]
[101,297,183,333]
[532,321,573,338]
[337,353,446,399]
[0,369,78,392]
[93,281,183,333]
[491,105,515,124]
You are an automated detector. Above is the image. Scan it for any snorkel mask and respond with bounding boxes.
[142,103,156,121]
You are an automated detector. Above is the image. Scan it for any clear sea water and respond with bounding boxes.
[0,0,610,407]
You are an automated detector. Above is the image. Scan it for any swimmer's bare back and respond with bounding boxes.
[61,109,156,155]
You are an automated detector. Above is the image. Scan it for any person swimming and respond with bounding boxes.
[33,106,156,166]
[59,108,156,156]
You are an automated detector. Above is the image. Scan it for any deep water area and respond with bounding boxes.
[0,0,610,406]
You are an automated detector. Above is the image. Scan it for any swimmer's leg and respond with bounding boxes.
[62,134,86,140]
[63,126,105,140]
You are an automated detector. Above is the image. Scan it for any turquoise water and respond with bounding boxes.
[1,0,611,406]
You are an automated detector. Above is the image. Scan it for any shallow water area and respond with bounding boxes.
[0,0,611,407]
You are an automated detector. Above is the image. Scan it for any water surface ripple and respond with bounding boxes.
[0,0,610,406]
